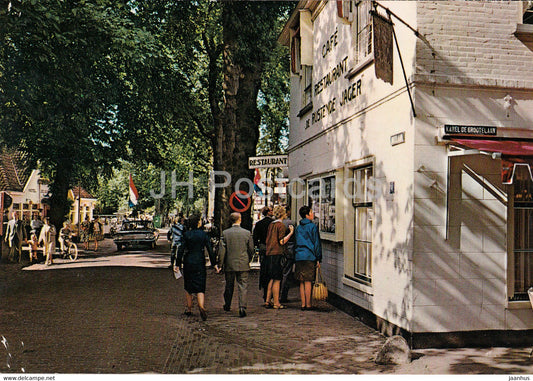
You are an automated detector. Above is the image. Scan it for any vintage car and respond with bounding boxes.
[113,220,159,251]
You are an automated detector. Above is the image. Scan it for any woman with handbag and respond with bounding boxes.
[294,205,322,311]
[264,205,294,309]
[176,215,218,320]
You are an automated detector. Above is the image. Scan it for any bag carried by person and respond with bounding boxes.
[312,266,328,301]
[173,266,182,280]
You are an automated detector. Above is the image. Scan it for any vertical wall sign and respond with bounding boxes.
[373,13,394,85]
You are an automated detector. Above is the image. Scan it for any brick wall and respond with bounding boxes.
[416,1,533,88]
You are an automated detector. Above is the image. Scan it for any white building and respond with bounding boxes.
[281,1,533,347]
[0,149,96,226]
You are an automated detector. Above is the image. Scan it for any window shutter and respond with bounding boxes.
[299,10,313,66]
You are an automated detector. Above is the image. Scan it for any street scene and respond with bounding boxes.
[1,0,533,377]
[1,234,532,375]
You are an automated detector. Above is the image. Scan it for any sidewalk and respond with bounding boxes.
[0,237,531,374]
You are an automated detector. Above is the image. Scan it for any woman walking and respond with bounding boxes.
[176,215,218,320]
[91,217,102,251]
[39,217,56,266]
[81,216,90,251]
[294,205,322,311]
[265,205,294,309]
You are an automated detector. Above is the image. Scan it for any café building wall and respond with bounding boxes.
[282,1,533,347]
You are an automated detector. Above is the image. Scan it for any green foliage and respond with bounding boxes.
[0,0,292,222]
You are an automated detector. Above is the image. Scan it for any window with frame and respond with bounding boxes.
[291,32,301,74]
[307,175,336,234]
[354,0,373,65]
[509,165,533,301]
[301,64,313,108]
[350,165,373,284]
[524,2,533,24]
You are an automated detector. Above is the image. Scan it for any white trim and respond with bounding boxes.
[342,276,373,295]
[506,301,532,310]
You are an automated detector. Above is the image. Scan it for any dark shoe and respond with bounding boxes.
[239,308,247,318]
[280,299,289,304]
[300,306,307,311]
[199,307,207,321]
[223,305,230,312]
[183,310,192,316]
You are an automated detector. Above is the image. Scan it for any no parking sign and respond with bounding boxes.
[229,191,251,213]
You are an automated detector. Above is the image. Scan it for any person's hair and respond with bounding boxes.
[273,205,287,220]
[299,205,312,219]
[229,212,241,225]
[188,214,201,229]
[261,206,270,217]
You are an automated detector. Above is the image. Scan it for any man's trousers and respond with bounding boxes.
[224,270,249,309]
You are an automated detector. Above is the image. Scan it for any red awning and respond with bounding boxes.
[451,139,533,156]
[450,138,533,184]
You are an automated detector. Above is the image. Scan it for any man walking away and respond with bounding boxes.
[169,215,185,269]
[252,207,273,302]
[218,212,254,317]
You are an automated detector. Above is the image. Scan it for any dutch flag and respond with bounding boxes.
[129,174,139,208]
[253,169,263,196]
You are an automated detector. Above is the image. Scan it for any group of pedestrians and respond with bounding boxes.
[3,211,58,265]
[79,216,103,251]
[169,204,322,321]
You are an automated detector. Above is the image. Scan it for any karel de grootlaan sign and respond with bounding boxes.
[444,125,497,135]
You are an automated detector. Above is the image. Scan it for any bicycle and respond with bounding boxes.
[58,234,78,261]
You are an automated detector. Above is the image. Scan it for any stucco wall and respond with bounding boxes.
[413,0,533,332]
[288,1,419,331]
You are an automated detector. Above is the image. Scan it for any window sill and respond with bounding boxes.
[506,300,532,310]
[319,231,342,242]
[297,102,313,118]
[515,23,533,44]
[342,276,373,295]
[346,56,374,80]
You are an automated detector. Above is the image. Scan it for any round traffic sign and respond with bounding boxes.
[229,190,251,213]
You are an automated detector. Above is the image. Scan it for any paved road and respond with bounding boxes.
[1,233,532,374]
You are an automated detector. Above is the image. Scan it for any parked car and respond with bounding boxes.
[113,220,159,251]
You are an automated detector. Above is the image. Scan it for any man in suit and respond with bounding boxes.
[5,211,26,262]
[252,206,273,302]
[218,212,254,317]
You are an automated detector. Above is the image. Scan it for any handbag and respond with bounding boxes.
[312,266,328,301]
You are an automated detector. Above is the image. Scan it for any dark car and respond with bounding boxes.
[113,220,159,251]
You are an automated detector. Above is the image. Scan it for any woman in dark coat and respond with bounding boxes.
[176,215,217,320]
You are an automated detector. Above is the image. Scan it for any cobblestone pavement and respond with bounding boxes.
[1,234,532,375]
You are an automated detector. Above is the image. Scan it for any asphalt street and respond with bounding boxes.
[0,232,532,375]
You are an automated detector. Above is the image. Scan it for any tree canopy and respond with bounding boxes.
[0,0,292,229]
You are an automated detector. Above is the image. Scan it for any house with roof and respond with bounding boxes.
[0,149,96,225]
[68,187,97,224]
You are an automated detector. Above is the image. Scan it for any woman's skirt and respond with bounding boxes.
[294,260,316,282]
[183,262,207,294]
[265,255,283,281]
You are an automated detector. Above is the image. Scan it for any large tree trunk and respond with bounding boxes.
[49,160,73,234]
[218,8,261,231]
